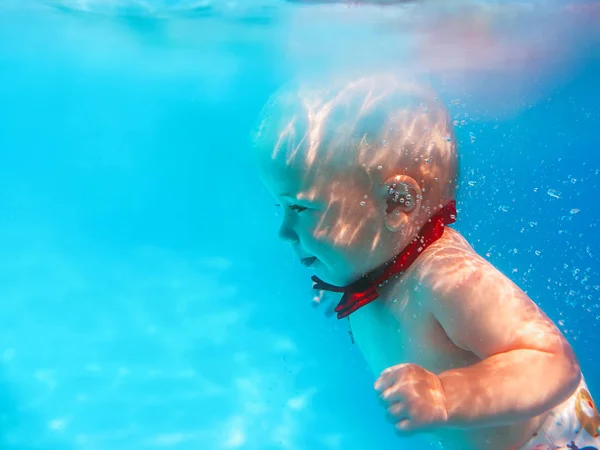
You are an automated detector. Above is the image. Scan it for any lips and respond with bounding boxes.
[301,256,317,267]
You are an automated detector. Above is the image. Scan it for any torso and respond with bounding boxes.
[349,228,548,450]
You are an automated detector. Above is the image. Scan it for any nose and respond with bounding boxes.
[278,216,299,243]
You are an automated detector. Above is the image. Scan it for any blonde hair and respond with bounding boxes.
[254,74,458,208]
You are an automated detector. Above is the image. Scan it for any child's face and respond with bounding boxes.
[254,75,457,286]
[259,153,403,287]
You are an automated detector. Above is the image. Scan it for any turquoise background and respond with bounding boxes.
[0,1,598,449]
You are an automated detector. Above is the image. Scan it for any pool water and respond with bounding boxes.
[0,1,599,449]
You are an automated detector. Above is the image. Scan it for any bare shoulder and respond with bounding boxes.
[412,227,488,290]
[410,228,573,358]
[414,227,529,303]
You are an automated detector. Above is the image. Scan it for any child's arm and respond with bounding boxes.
[425,251,581,429]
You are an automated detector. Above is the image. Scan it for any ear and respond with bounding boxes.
[381,175,422,232]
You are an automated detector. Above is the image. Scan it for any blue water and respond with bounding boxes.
[0,1,599,449]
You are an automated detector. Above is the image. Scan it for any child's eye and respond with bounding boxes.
[274,203,308,213]
[289,204,308,213]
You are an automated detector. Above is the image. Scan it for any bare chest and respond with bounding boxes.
[348,289,476,378]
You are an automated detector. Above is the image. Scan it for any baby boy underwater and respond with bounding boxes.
[252,74,600,450]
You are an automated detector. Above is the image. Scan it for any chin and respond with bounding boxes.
[313,266,355,287]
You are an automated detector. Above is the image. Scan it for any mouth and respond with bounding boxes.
[301,256,317,267]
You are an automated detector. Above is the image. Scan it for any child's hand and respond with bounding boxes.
[374,363,448,434]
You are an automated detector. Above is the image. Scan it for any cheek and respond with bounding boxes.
[311,202,384,252]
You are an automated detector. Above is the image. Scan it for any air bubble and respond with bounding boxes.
[570,208,580,215]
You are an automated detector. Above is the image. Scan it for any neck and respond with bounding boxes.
[312,200,457,319]
[366,221,428,280]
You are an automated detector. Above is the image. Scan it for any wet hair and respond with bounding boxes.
[253,74,458,208]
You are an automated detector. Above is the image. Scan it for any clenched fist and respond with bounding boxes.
[375,363,449,434]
